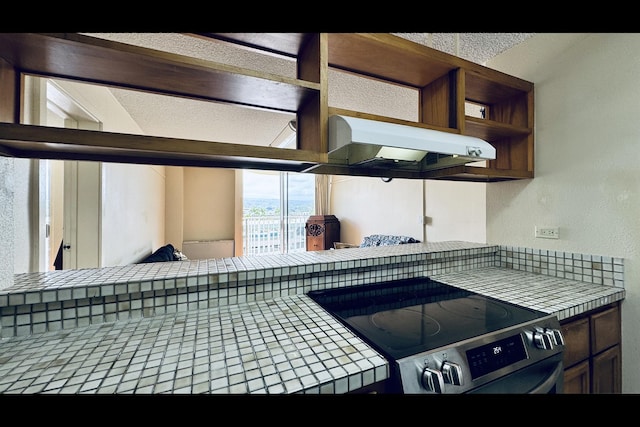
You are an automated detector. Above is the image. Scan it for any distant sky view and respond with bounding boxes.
[243,170,314,201]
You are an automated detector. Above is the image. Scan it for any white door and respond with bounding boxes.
[63,160,101,269]
[25,76,103,270]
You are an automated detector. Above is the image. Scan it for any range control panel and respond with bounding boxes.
[397,315,565,394]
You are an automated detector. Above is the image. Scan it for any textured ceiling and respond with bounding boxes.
[394,33,536,64]
[79,33,537,147]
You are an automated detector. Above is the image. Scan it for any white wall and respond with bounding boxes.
[482,33,640,393]
[0,157,12,289]
[331,175,424,244]
[327,55,488,245]
[11,159,31,274]
[101,163,166,265]
[425,180,486,243]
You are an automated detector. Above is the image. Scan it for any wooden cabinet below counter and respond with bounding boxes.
[561,302,621,393]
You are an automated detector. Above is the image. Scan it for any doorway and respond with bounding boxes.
[24,76,103,271]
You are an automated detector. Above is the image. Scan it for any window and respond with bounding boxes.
[242,170,315,256]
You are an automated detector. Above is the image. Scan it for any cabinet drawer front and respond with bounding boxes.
[591,305,621,354]
[561,317,590,367]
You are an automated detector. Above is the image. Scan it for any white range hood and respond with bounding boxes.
[327,115,496,171]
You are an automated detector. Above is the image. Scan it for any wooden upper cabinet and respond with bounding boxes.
[324,33,535,182]
[0,32,534,182]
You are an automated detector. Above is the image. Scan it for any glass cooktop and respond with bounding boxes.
[308,277,547,360]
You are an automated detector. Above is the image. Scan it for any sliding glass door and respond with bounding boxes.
[242,170,314,256]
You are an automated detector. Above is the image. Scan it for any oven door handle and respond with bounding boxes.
[529,362,563,394]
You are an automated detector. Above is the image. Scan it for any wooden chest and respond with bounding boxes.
[305,215,340,251]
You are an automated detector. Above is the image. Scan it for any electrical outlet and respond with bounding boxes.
[535,226,559,239]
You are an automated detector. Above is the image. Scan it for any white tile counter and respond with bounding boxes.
[0,294,388,394]
[431,266,625,321]
[0,242,626,394]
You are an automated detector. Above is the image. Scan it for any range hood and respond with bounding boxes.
[326,115,496,172]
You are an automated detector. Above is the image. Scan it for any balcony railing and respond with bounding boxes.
[243,215,308,256]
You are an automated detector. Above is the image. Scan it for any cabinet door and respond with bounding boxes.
[561,317,590,368]
[591,306,621,354]
[592,345,622,394]
[563,360,590,394]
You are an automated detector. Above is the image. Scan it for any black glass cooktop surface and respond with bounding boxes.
[308,277,547,360]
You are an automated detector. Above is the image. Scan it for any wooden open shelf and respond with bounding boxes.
[0,122,321,171]
[0,33,535,182]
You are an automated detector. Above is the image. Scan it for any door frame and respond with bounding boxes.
[26,76,103,271]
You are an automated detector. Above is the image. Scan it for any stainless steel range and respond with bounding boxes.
[308,277,565,394]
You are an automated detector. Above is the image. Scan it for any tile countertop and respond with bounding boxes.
[431,267,626,321]
[0,242,626,394]
[0,294,388,394]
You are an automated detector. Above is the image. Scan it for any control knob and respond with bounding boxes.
[547,328,565,346]
[441,361,463,386]
[421,367,444,393]
[532,327,564,350]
